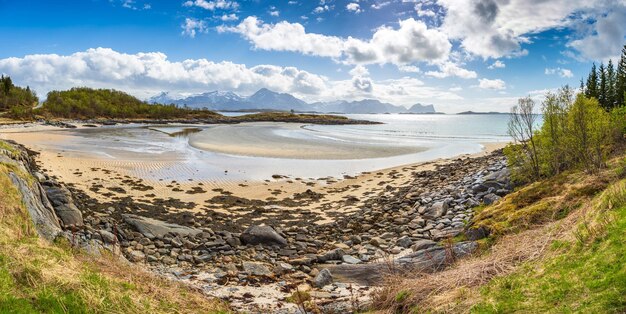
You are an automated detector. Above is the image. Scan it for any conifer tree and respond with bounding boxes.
[598,62,607,109]
[585,63,599,100]
[617,45,626,106]
[607,59,616,109]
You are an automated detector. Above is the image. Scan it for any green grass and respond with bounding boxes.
[0,145,229,314]
[471,180,626,313]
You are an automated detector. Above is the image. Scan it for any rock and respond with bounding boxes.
[128,250,145,262]
[274,262,295,275]
[96,230,117,244]
[239,225,287,247]
[396,236,413,248]
[318,248,345,262]
[342,255,361,264]
[242,262,273,277]
[313,268,333,288]
[465,226,490,241]
[423,201,448,219]
[122,214,202,238]
[411,239,437,252]
[483,193,501,205]
[7,172,61,241]
[54,204,84,227]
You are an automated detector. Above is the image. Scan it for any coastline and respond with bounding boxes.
[1,121,509,312]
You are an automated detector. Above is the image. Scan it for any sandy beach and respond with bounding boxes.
[0,122,506,224]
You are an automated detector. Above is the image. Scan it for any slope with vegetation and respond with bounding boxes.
[0,75,38,120]
[372,45,626,313]
[0,141,228,313]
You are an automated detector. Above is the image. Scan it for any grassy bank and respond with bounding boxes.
[371,156,626,313]
[0,156,229,313]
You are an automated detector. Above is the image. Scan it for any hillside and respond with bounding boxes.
[0,140,229,313]
[0,75,38,119]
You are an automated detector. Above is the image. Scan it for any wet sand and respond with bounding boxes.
[1,123,506,223]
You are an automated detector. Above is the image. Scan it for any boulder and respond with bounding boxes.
[465,226,490,241]
[122,214,202,238]
[411,239,437,252]
[318,248,345,262]
[423,201,448,219]
[55,203,84,227]
[396,236,413,248]
[239,225,287,247]
[342,255,361,264]
[313,268,333,288]
[483,193,502,205]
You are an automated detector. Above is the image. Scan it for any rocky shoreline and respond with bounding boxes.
[1,139,511,312]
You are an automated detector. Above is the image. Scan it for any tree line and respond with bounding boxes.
[0,75,39,119]
[507,45,626,183]
[0,81,220,120]
[581,45,626,111]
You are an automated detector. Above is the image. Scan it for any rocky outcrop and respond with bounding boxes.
[239,225,288,247]
[122,214,202,238]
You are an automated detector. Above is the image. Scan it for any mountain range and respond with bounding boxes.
[148,88,436,114]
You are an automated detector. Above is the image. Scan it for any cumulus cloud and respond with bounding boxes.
[220,17,463,76]
[488,60,505,69]
[183,0,239,11]
[181,18,207,38]
[0,48,463,106]
[426,61,477,79]
[437,0,625,60]
[477,78,506,90]
[545,67,574,78]
[346,3,361,13]
[220,14,238,21]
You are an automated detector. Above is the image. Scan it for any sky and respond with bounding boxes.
[0,0,625,113]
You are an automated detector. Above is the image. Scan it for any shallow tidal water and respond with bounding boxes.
[19,114,513,182]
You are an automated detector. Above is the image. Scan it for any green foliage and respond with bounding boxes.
[471,181,626,314]
[505,89,617,183]
[0,75,38,120]
[584,44,626,110]
[40,87,219,120]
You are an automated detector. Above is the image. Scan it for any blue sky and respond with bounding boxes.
[0,0,625,112]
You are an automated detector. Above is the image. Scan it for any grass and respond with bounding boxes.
[0,143,229,314]
[471,180,626,313]
[371,156,626,314]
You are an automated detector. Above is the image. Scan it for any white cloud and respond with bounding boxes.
[269,8,280,16]
[346,3,361,13]
[398,65,420,73]
[437,0,626,61]
[349,65,370,77]
[220,14,238,21]
[313,5,329,13]
[488,60,505,69]
[221,17,453,70]
[371,1,391,9]
[425,61,477,79]
[0,48,464,107]
[545,67,574,78]
[183,0,239,11]
[181,18,207,38]
[478,78,506,90]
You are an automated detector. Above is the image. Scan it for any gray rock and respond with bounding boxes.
[465,226,490,241]
[396,236,413,248]
[243,262,273,277]
[8,172,61,241]
[318,248,345,262]
[483,193,502,205]
[128,250,145,262]
[240,225,287,247]
[55,204,84,227]
[342,255,361,264]
[313,268,333,288]
[423,201,449,219]
[411,239,437,252]
[96,230,117,244]
[274,262,295,275]
[122,214,202,238]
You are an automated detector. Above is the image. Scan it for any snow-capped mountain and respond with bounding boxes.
[147,89,437,114]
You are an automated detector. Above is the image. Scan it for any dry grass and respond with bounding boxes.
[370,162,620,313]
[0,154,229,313]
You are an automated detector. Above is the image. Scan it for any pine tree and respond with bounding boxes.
[618,45,626,107]
[599,62,607,109]
[607,59,616,109]
[585,63,599,100]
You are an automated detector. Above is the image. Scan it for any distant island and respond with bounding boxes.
[148,88,438,114]
[456,111,509,115]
